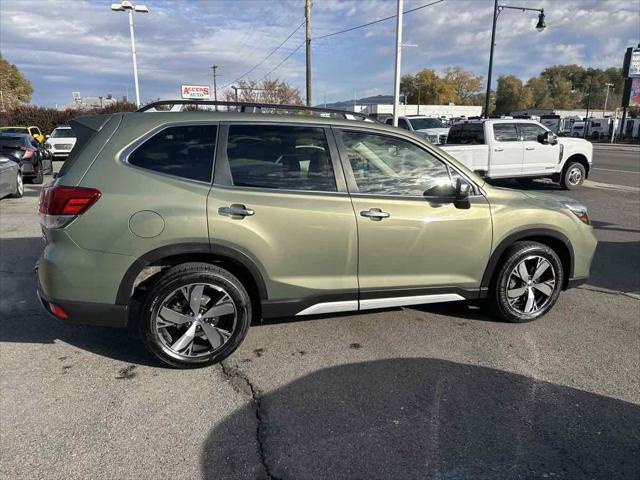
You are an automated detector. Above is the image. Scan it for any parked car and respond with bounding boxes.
[384,115,450,144]
[442,119,593,189]
[0,154,23,199]
[0,133,53,184]
[37,102,597,368]
[0,126,46,144]
[45,126,77,160]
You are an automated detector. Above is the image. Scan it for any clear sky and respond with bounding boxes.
[1,0,639,106]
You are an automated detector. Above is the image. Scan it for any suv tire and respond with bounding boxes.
[491,241,564,323]
[561,162,585,190]
[139,262,252,368]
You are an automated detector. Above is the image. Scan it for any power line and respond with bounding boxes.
[259,41,305,81]
[314,0,446,40]
[230,0,448,84]
[220,21,305,89]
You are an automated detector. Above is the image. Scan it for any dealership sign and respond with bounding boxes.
[181,85,211,99]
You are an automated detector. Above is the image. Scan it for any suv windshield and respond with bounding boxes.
[407,118,445,130]
[51,128,75,138]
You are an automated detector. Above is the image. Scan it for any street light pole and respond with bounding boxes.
[484,0,499,119]
[483,2,545,118]
[305,0,312,107]
[111,2,149,108]
[392,0,404,127]
[128,8,141,107]
[603,83,614,115]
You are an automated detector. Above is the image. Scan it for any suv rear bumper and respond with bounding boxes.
[37,276,128,328]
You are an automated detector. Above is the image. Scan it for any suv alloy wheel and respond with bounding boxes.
[492,241,564,323]
[140,263,252,367]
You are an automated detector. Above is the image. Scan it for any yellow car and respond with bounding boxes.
[0,126,46,144]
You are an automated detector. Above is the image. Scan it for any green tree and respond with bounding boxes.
[444,66,483,105]
[547,73,581,109]
[0,56,33,110]
[525,76,553,109]
[494,75,531,115]
[400,69,457,105]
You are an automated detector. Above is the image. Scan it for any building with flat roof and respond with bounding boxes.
[357,104,482,120]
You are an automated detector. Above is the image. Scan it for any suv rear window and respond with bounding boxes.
[128,125,217,182]
[446,123,485,145]
[225,125,337,192]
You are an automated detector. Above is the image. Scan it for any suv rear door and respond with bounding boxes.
[208,123,358,317]
[334,127,492,307]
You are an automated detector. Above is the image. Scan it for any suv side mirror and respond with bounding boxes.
[454,178,471,209]
[538,131,558,145]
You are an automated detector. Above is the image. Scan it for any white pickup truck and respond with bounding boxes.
[440,119,593,189]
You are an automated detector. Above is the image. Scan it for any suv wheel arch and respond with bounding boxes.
[481,229,574,292]
[117,243,268,307]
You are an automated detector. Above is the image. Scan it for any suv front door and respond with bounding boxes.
[335,128,492,308]
[208,123,359,317]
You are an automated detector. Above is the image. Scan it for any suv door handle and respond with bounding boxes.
[218,204,255,218]
[360,208,390,220]
[525,146,535,150]
[494,147,504,152]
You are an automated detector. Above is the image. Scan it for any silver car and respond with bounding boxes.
[0,154,23,199]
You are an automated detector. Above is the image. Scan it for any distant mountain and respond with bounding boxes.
[317,94,394,110]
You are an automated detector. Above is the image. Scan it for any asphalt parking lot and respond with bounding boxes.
[1,145,639,479]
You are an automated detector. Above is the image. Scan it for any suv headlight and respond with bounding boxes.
[564,200,589,225]
[44,142,52,149]
[426,134,439,144]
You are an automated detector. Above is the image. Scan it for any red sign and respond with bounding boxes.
[181,85,211,99]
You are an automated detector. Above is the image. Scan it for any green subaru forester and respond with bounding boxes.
[37,102,597,368]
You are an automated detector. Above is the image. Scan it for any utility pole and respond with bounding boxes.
[392,0,404,127]
[584,79,593,139]
[211,65,219,111]
[305,0,312,106]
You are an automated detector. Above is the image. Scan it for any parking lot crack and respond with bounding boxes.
[219,360,280,480]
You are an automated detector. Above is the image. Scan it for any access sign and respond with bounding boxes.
[181,85,211,100]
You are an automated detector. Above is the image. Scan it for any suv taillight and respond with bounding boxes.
[39,186,101,229]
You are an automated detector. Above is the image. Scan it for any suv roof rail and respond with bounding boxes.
[136,100,375,122]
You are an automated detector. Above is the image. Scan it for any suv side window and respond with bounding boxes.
[338,130,454,197]
[493,123,520,142]
[520,123,547,141]
[225,124,337,192]
[128,125,217,182]
[398,119,410,130]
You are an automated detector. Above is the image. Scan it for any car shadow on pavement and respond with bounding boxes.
[201,358,640,479]
[588,240,640,294]
[0,237,159,367]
